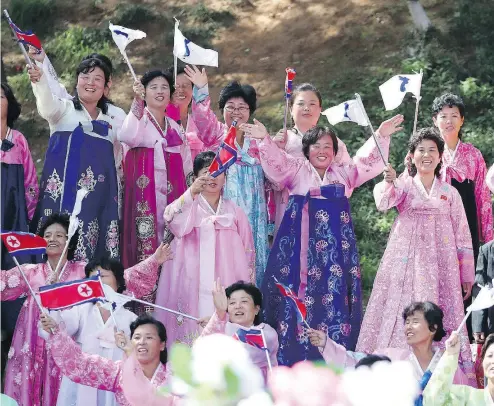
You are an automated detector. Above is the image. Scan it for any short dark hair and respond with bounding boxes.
[406,127,444,178]
[301,126,339,159]
[218,81,257,114]
[37,213,78,261]
[1,82,21,128]
[481,334,494,362]
[140,70,175,97]
[225,281,263,325]
[193,151,216,177]
[402,301,446,342]
[73,58,111,114]
[289,83,322,108]
[130,314,168,364]
[355,354,391,369]
[432,93,465,118]
[84,257,126,293]
[83,53,113,74]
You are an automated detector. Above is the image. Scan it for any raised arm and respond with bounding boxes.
[35,53,73,100]
[200,310,228,337]
[0,264,37,301]
[118,81,150,148]
[472,151,493,243]
[307,329,360,368]
[373,170,408,211]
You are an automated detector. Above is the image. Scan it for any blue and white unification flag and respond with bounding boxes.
[322,99,368,126]
[109,22,147,54]
[379,73,422,110]
[173,20,218,67]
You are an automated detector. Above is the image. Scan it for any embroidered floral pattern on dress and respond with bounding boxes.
[136,174,150,189]
[105,220,119,258]
[45,168,63,202]
[77,167,97,192]
[7,274,20,288]
[136,215,155,239]
[74,220,87,261]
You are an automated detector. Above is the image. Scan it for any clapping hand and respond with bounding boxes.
[241,119,269,140]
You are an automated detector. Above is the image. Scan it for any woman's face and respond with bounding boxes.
[308,135,334,171]
[432,105,464,140]
[131,324,166,365]
[227,289,260,327]
[291,91,321,131]
[43,223,68,258]
[145,76,171,111]
[89,268,118,292]
[411,139,441,176]
[197,167,225,194]
[223,97,250,127]
[483,344,494,380]
[404,311,435,347]
[172,73,193,108]
[76,67,107,105]
[1,88,8,121]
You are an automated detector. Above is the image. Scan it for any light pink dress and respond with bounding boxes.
[183,114,204,161]
[319,336,469,385]
[356,176,476,384]
[1,255,161,406]
[46,329,175,406]
[0,129,39,220]
[259,134,389,298]
[155,190,255,346]
[271,128,351,236]
[201,311,279,380]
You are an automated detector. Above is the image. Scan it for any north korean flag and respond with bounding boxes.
[208,121,238,178]
[39,275,105,310]
[274,277,307,324]
[6,17,42,51]
[233,328,266,350]
[1,231,47,257]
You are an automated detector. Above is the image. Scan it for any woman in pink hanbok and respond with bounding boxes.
[119,70,192,280]
[270,83,351,236]
[357,128,476,385]
[156,151,255,346]
[40,313,177,406]
[1,213,170,406]
[244,116,403,365]
[201,279,278,380]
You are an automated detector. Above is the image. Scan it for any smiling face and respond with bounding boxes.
[227,289,260,328]
[308,134,335,171]
[76,67,107,105]
[291,91,321,132]
[404,311,435,347]
[411,139,441,176]
[483,344,494,380]
[432,105,464,141]
[89,268,118,292]
[131,323,166,365]
[43,223,68,259]
[197,167,225,194]
[144,76,171,111]
[223,97,250,127]
[172,73,193,108]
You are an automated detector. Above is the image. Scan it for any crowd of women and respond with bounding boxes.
[1,44,494,405]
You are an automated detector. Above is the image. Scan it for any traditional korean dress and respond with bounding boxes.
[1,255,161,406]
[29,74,120,261]
[422,351,492,405]
[119,98,192,282]
[357,175,476,385]
[259,133,389,366]
[47,302,137,406]
[155,189,255,346]
[271,127,351,236]
[46,329,175,406]
[1,128,39,340]
[191,85,269,286]
[201,311,279,380]
[183,113,204,161]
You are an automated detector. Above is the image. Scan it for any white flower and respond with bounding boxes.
[20,342,30,355]
[191,334,264,399]
[341,360,419,406]
[14,372,22,385]
[7,274,20,288]
[7,347,15,359]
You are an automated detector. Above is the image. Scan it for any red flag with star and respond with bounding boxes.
[1,231,47,256]
[39,275,104,310]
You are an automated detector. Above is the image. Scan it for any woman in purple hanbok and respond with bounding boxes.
[243,115,403,366]
[27,58,120,262]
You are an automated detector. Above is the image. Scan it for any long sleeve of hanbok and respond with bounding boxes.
[118,98,146,148]
[163,189,196,238]
[235,206,256,283]
[472,153,493,243]
[258,135,303,189]
[373,178,408,211]
[320,337,361,368]
[450,189,475,284]
[36,56,73,100]
[46,328,121,392]
[31,73,72,125]
[200,311,228,336]
[422,351,482,405]
[18,134,39,220]
[0,264,37,300]
[124,254,161,299]
[191,85,226,150]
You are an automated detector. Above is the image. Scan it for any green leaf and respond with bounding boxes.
[223,366,240,398]
[169,343,193,385]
